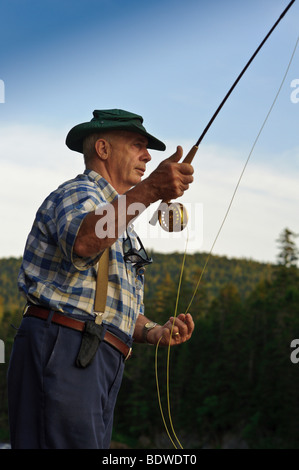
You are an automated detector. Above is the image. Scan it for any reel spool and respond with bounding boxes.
[157,202,188,232]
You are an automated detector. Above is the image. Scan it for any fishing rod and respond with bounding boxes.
[149,0,296,232]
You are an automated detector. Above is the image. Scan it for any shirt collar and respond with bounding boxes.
[84,169,119,204]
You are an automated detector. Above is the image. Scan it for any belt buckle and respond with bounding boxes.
[125,347,132,361]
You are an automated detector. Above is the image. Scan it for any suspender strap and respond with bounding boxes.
[94,248,109,325]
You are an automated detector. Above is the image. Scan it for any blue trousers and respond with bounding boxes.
[7,313,131,449]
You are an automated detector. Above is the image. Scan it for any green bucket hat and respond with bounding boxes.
[66,109,166,153]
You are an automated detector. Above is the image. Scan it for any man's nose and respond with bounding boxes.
[143,149,151,163]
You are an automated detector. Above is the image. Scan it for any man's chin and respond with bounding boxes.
[131,175,143,186]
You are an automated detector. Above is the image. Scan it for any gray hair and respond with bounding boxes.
[82,130,132,167]
[82,133,104,166]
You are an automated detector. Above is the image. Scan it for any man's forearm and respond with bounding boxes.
[73,179,157,258]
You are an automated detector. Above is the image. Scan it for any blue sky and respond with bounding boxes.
[0,0,298,263]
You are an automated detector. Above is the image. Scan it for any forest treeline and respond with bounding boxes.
[0,228,299,448]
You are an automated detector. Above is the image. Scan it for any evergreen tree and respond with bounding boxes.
[276,228,299,268]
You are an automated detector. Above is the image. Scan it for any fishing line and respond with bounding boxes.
[155,229,189,449]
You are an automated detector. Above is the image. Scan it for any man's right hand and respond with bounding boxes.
[145,146,194,203]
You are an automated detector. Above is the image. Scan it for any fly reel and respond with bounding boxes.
[149,145,198,232]
[151,201,188,232]
[149,145,198,233]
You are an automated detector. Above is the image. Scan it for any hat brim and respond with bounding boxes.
[66,121,166,153]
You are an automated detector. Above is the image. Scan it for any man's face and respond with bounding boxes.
[107,131,151,193]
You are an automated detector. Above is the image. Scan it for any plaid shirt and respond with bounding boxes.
[18,169,145,338]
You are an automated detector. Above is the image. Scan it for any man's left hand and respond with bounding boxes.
[147,313,195,346]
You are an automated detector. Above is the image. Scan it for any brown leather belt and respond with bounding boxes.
[24,305,132,361]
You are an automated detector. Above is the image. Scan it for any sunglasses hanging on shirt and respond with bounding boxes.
[123,229,153,272]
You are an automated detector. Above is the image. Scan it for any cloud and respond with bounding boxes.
[0,128,298,263]
[0,125,84,257]
[142,140,299,262]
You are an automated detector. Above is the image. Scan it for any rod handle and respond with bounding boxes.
[182,145,198,164]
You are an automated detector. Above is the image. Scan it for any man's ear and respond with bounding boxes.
[95,139,111,160]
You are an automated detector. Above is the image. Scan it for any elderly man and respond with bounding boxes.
[7,109,194,449]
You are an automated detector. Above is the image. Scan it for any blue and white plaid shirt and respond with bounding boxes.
[18,169,145,338]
